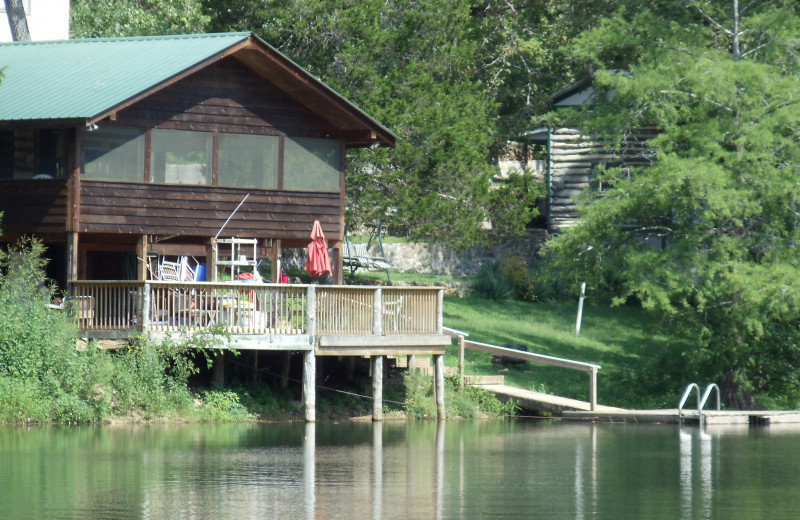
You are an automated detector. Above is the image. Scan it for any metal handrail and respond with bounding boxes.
[678,383,720,424]
[700,383,721,414]
[678,383,701,421]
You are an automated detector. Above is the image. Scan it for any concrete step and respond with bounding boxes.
[464,375,506,385]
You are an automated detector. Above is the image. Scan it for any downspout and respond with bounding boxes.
[546,127,552,233]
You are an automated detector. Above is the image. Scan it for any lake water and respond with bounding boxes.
[2,420,799,519]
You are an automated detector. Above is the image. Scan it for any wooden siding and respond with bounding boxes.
[0,180,68,234]
[111,58,338,138]
[79,181,343,240]
[550,128,655,231]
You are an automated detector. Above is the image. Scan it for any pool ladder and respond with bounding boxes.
[678,383,720,424]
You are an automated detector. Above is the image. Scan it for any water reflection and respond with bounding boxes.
[4,421,800,519]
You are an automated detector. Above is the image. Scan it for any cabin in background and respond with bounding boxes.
[524,82,655,232]
[0,32,396,287]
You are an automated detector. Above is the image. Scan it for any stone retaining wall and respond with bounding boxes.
[282,230,548,277]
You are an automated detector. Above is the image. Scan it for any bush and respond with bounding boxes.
[500,255,537,302]
[471,261,514,301]
[402,371,519,419]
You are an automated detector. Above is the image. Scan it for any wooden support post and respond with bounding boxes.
[270,239,282,283]
[280,351,291,389]
[303,285,322,422]
[252,351,259,383]
[590,366,598,411]
[434,354,445,420]
[142,283,151,332]
[66,232,78,285]
[209,238,218,282]
[303,349,316,422]
[136,235,148,281]
[372,355,383,421]
[332,242,343,285]
[213,351,224,386]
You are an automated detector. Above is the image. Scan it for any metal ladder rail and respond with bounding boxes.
[678,383,720,424]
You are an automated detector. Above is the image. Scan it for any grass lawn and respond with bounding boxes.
[443,296,690,409]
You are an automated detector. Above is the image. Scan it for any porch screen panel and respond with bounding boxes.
[150,129,212,185]
[283,137,340,192]
[218,134,279,189]
[82,126,145,182]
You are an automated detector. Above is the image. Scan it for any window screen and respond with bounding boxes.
[283,137,341,192]
[218,134,279,189]
[82,126,145,182]
[150,129,212,185]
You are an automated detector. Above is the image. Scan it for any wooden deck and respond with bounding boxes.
[70,281,449,355]
[68,281,450,422]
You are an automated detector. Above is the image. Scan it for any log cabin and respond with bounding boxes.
[0,32,450,421]
[0,32,395,285]
[524,82,656,232]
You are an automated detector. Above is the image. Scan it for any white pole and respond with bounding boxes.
[576,282,586,337]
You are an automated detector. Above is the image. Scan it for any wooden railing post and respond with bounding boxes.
[373,287,382,336]
[436,289,444,334]
[590,366,598,411]
[307,285,316,338]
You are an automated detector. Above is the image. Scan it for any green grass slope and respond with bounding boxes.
[443,296,691,409]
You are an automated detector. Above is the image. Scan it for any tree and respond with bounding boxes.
[70,0,209,38]
[4,0,30,40]
[201,0,540,246]
[542,0,800,407]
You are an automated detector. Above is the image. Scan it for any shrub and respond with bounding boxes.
[402,371,519,419]
[471,261,513,301]
[500,255,537,302]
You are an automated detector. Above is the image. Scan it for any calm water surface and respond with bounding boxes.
[2,420,799,519]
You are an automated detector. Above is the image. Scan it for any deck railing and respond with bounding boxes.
[70,281,443,337]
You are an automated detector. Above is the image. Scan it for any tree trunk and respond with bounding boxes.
[4,0,30,41]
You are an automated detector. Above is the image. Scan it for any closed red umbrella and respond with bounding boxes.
[305,220,332,277]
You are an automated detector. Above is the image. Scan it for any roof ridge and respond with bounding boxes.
[0,32,252,46]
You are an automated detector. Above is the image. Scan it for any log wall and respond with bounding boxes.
[112,58,336,138]
[0,179,68,234]
[79,181,343,241]
[549,128,655,231]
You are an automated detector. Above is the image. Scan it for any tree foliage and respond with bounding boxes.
[542,0,800,407]
[70,0,209,38]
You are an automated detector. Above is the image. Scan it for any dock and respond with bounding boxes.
[474,383,800,425]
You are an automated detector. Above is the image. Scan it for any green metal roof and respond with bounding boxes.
[0,32,252,122]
